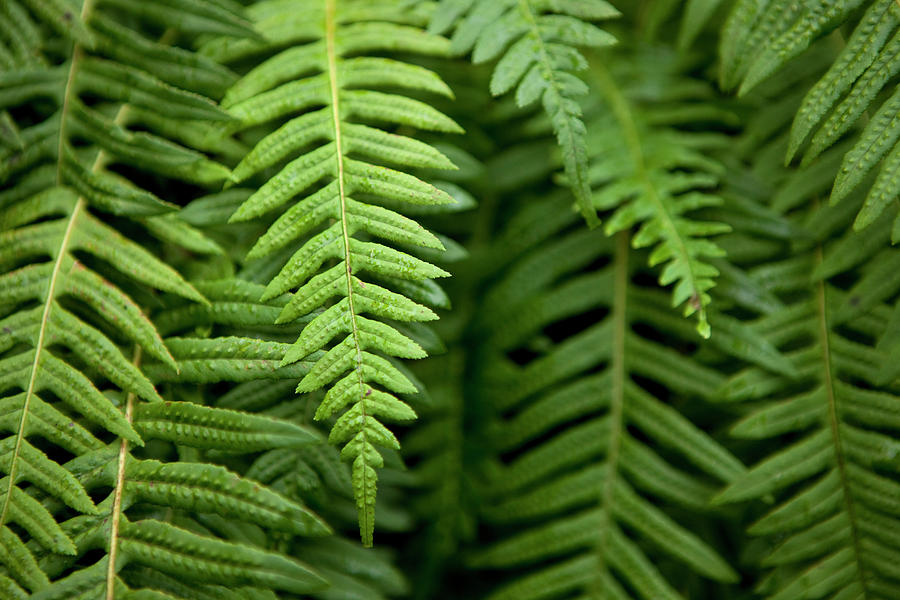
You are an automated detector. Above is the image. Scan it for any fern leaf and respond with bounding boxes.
[466,188,742,599]
[39,520,327,598]
[166,285,413,599]
[708,88,900,599]
[588,49,731,337]
[218,0,458,546]
[441,0,619,227]
[132,401,322,451]
[716,258,900,599]
[721,0,900,237]
[0,0,337,595]
[35,382,332,597]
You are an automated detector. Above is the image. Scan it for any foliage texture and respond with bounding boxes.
[1,0,900,599]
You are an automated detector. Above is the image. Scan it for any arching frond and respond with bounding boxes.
[588,47,732,337]
[431,0,619,227]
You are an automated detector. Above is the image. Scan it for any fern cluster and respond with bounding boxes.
[2,0,900,599]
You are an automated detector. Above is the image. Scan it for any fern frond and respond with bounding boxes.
[707,75,900,599]
[240,393,412,600]
[152,273,413,598]
[588,48,731,337]
[715,256,900,600]
[0,0,332,595]
[33,382,332,598]
[464,187,743,599]
[0,186,201,590]
[217,0,459,546]
[433,0,619,227]
[720,0,900,239]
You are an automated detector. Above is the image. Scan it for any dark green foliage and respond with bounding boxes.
[2,1,900,599]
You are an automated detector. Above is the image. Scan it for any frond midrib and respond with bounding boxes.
[815,245,869,598]
[324,0,373,542]
[106,346,141,599]
[593,231,628,594]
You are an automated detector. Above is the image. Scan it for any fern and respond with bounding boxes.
[206,0,460,546]
[3,1,900,598]
[0,1,335,596]
[720,0,900,239]
[152,275,415,599]
[713,172,900,600]
[432,0,619,227]
[588,47,734,337]
[463,192,742,600]
[703,43,900,597]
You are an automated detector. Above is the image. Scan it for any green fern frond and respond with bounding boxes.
[33,384,332,598]
[715,254,900,600]
[0,0,333,595]
[153,274,412,598]
[466,188,743,600]
[433,0,619,227]
[241,394,412,600]
[0,186,202,589]
[217,0,459,546]
[720,0,900,239]
[588,48,731,337]
[707,73,900,598]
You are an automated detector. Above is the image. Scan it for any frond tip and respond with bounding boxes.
[438,0,619,227]
[590,51,731,338]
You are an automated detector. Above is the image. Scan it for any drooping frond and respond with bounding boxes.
[588,47,732,337]
[719,0,900,239]
[430,0,619,227]
[206,0,460,546]
[152,277,413,599]
[235,392,412,600]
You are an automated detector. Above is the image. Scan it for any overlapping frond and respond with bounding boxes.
[714,256,900,600]
[209,0,460,546]
[588,48,732,337]
[710,74,900,600]
[720,0,900,239]
[26,278,337,596]
[227,389,412,600]
[0,1,340,596]
[153,277,412,599]
[466,188,744,600]
[430,0,619,227]
[35,401,330,599]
